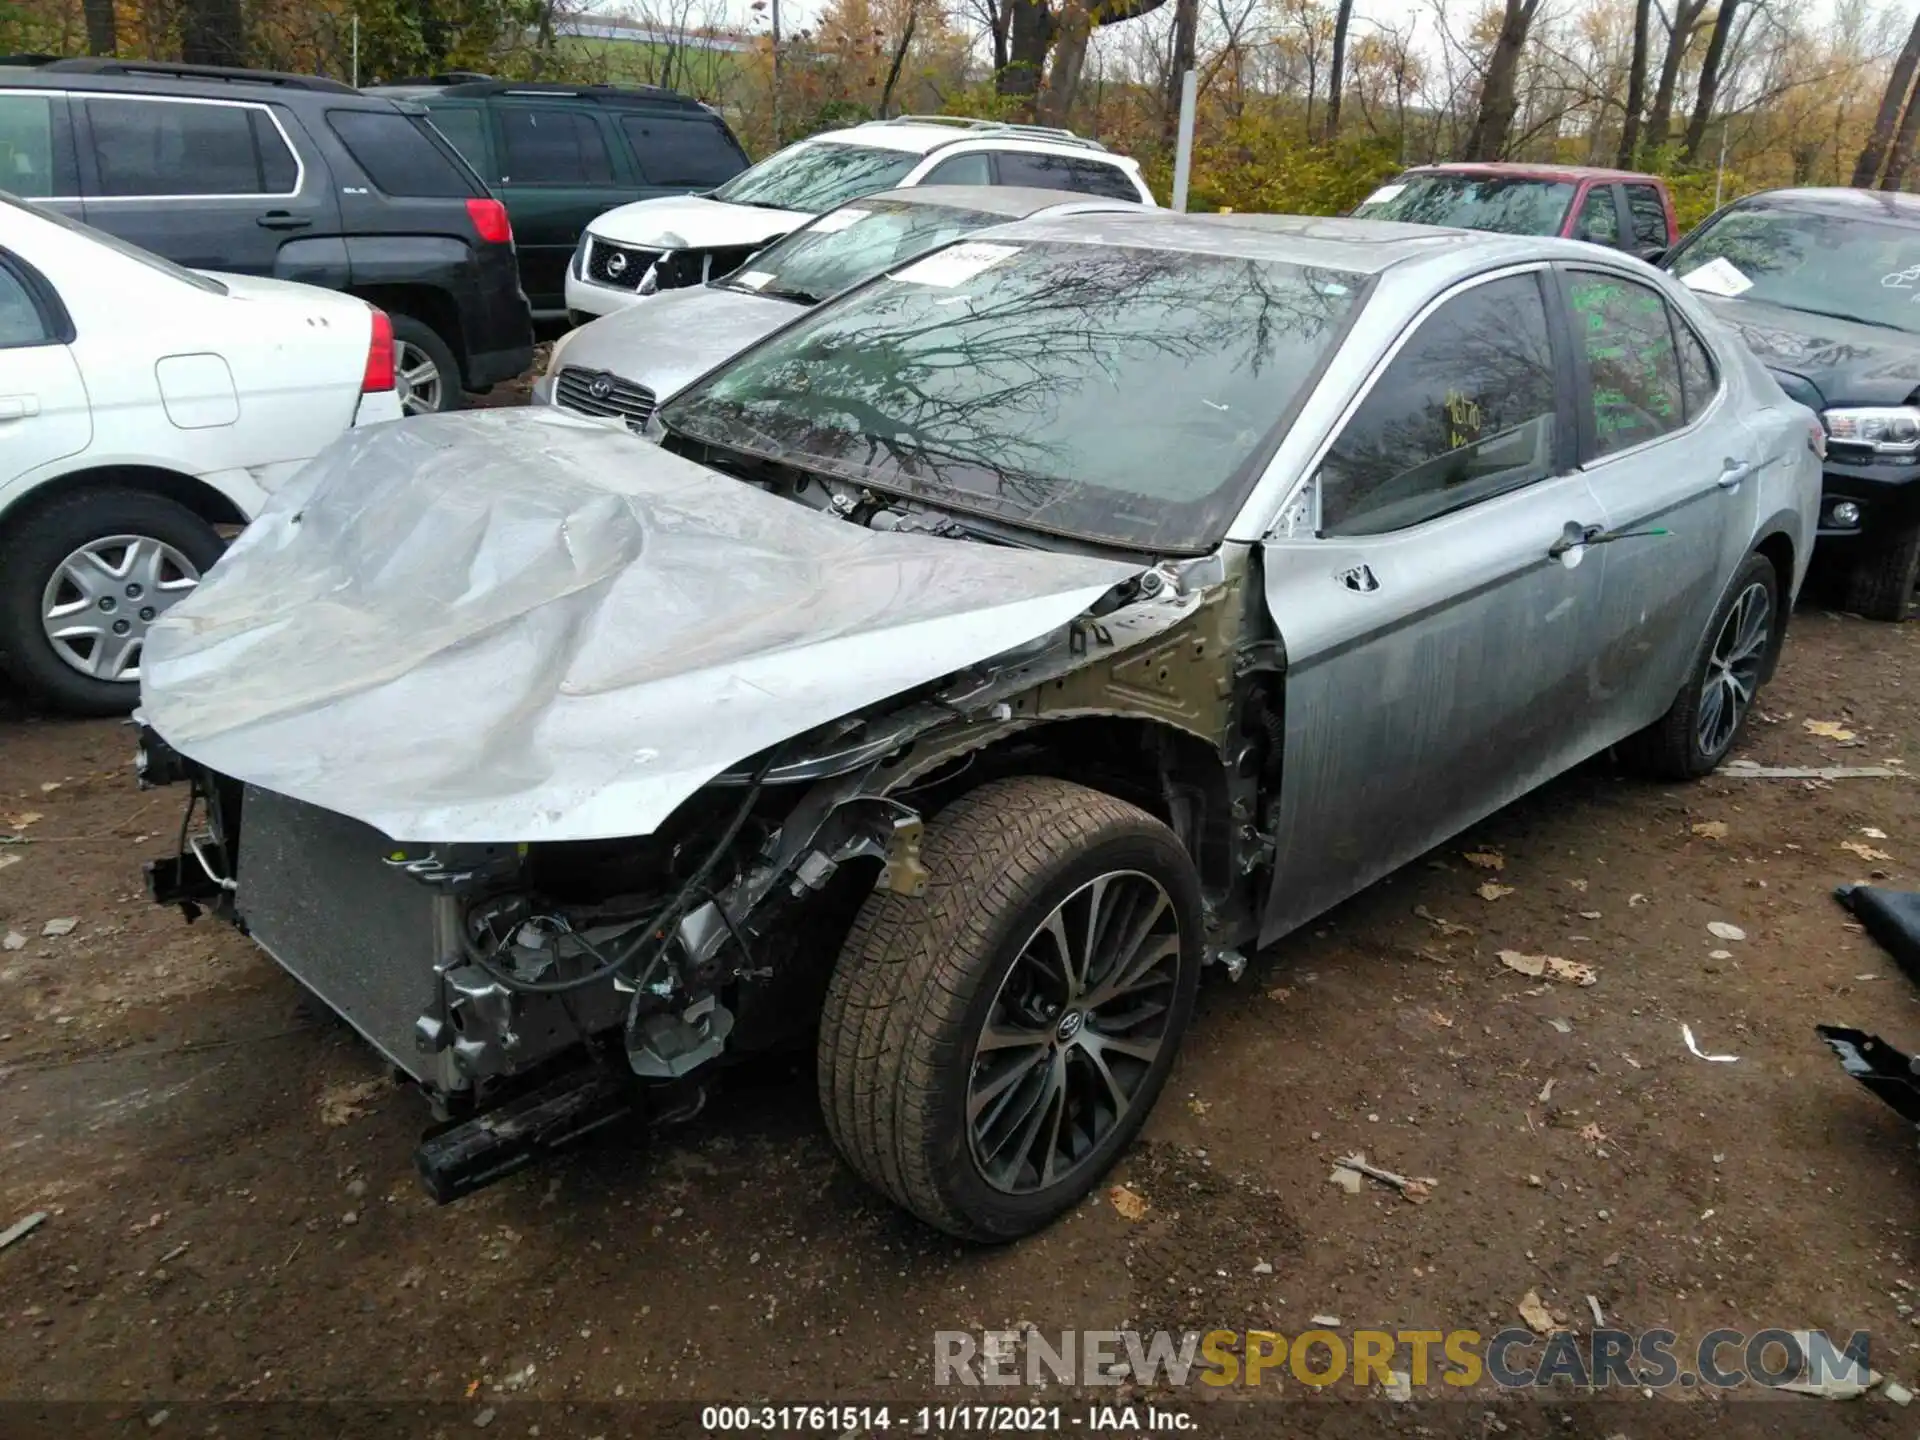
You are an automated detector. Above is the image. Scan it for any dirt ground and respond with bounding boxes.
[6,592,1920,1437]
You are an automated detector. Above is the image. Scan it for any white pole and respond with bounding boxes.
[770,0,783,146]
[1171,68,1197,212]
[1715,121,1729,210]
[351,14,359,87]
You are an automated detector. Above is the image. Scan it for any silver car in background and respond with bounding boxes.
[532,185,1139,430]
[136,214,1820,1243]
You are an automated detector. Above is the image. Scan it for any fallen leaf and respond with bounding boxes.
[1629,892,1649,907]
[1413,905,1473,937]
[318,1077,387,1128]
[1401,1179,1432,1204]
[4,812,42,829]
[1518,1290,1560,1334]
[1329,1165,1363,1194]
[1,931,24,951]
[1567,878,1588,892]
[1547,1017,1572,1034]
[1804,719,1856,741]
[1578,1122,1609,1144]
[1498,950,1598,986]
[1428,1009,1454,1028]
[1577,909,1602,920]
[1864,827,1890,840]
[1537,1077,1556,1102]
[1842,841,1894,863]
[1706,921,1746,942]
[1477,882,1515,902]
[1463,851,1505,871]
[39,917,76,937]
[37,782,59,794]
[1187,1097,1211,1117]
[1267,985,1293,1002]
[1109,1184,1150,1221]
[1691,821,1729,839]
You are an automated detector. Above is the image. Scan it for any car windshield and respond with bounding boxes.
[711,141,920,214]
[1,190,227,294]
[1353,174,1576,235]
[1673,207,1920,334]
[661,240,1366,552]
[722,197,1005,304]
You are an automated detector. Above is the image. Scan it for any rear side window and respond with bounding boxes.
[0,258,49,346]
[1567,271,1684,455]
[1572,187,1619,246]
[922,152,992,186]
[619,113,744,187]
[327,109,477,198]
[86,98,293,197]
[1674,313,1718,420]
[993,150,1137,200]
[424,106,493,180]
[1625,185,1668,249]
[499,107,612,185]
[1321,272,1560,535]
[0,94,75,197]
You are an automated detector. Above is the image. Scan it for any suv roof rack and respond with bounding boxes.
[380,77,691,104]
[387,70,495,85]
[31,57,359,93]
[863,114,1108,153]
[0,53,64,67]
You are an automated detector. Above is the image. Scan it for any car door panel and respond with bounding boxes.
[1257,266,1610,945]
[493,103,637,314]
[1558,264,1755,736]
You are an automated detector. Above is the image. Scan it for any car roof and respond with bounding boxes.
[364,77,710,111]
[1405,161,1661,184]
[803,115,1114,158]
[972,208,1604,275]
[1731,186,1920,223]
[850,185,1140,218]
[0,55,370,100]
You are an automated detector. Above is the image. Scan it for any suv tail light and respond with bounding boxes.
[466,197,513,245]
[363,308,395,394]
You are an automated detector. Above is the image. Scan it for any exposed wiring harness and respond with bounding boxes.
[459,749,780,997]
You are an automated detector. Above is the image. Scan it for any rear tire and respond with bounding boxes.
[1622,552,1779,781]
[389,315,464,416]
[817,777,1202,1242]
[0,487,224,716]
[1842,522,1920,622]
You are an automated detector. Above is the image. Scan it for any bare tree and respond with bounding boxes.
[1160,0,1198,140]
[1325,0,1355,138]
[879,0,920,115]
[1464,0,1545,160]
[1883,71,1920,188]
[1682,0,1742,160]
[1645,0,1710,150]
[1855,8,1920,186]
[1616,0,1651,164]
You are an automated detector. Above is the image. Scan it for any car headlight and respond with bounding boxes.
[1823,406,1920,458]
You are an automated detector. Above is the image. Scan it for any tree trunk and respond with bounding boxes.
[1463,0,1539,161]
[1160,0,1198,144]
[1645,0,1706,154]
[1325,0,1354,141]
[998,0,1054,101]
[1616,0,1650,166]
[81,0,114,54]
[1855,9,1920,187]
[1882,82,1920,190]
[180,0,245,65]
[878,0,918,118]
[1681,0,1739,162]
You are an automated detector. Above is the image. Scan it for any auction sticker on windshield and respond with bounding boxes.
[1362,183,1407,206]
[894,242,1021,287]
[732,270,775,291]
[811,207,871,234]
[1679,256,1753,298]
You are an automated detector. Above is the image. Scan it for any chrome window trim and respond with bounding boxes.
[4,88,306,203]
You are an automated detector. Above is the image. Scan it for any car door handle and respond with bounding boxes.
[1716,459,1754,490]
[0,394,42,420]
[1548,522,1605,559]
[256,211,311,231]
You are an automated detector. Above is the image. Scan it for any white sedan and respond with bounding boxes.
[0,193,403,715]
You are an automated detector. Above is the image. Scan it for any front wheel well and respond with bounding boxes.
[1,466,248,532]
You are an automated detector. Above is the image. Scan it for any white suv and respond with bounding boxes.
[0,194,403,716]
[563,115,1154,322]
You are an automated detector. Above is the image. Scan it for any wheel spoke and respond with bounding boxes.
[1080,1029,1162,1065]
[1073,1038,1132,1116]
[993,1052,1065,1189]
[970,1044,1050,1124]
[1086,934,1179,1012]
[975,1021,1052,1054]
[1076,874,1112,996]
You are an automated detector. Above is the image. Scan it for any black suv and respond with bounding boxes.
[363,77,750,319]
[0,57,533,413]
[1665,188,1920,619]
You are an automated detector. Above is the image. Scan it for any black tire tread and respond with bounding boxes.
[816,776,1176,1239]
[1842,524,1920,622]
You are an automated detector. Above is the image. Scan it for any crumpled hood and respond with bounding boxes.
[552,285,802,403]
[139,408,1143,844]
[1701,293,1920,409]
[588,194,811,250]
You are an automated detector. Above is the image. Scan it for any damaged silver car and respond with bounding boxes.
[135,213,1821,1241]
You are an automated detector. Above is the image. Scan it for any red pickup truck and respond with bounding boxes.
[1352,163,1680,261]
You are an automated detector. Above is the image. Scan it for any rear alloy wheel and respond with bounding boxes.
[1841,521,1920,622]
[817,777,1202,1242]
[389,315,463,416]
[0,488,225,715]
[1622,552,1780,780]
